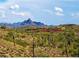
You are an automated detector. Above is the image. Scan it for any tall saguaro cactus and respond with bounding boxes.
[31,32,35,57]
[8,31,16,47]
[12,33,15,47]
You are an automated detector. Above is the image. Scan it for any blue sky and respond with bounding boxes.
[0,0,79,25]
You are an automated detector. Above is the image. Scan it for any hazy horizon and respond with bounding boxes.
[0,0,79,25]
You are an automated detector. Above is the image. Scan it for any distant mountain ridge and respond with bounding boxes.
[0,18,46,28]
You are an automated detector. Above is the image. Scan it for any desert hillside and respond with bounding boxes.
[0,25,79,57]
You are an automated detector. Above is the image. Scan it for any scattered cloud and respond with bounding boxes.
[0,10,6,18]
[11,11,34,18]
[10,4,20,10]
[71,13,79,18]
[54,6,64,16]
[0,6,6,10]
[55,6,63,12]
[43,9,53,15]
[55,12,64,16]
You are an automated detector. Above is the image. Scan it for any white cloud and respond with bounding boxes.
[10,4,20,10]
[43,9,53,15]
[54,6,64,16]
[55,6,63,12]
[0,6,6,10]
[12,11,33,18]
[55,12,64,16]
[0,10,6,18]
[71,13,79,18]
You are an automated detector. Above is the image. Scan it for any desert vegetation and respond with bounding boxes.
[0,25,79,57]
